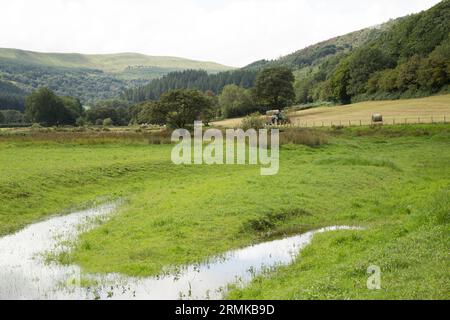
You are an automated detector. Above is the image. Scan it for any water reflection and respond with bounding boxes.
[0,204,360,300]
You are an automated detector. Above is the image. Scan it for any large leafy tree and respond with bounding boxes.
[219,84,255,118]
[25,88,85,126]
[60,96,83,124]
[25,88,67,125]
[132,101,166,125]
[160,89,212,128]
[254,67,295,110]
[330,58,351,104]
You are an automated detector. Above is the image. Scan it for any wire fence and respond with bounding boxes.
[275,115,450,128]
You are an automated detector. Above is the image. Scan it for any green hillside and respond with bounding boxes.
[128,1,449,108]
[0,49,234,107]
[291,0,450,104]
[243,19,397,72]
[126,25,389,103]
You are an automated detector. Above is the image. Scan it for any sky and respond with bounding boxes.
[0,0,442,67]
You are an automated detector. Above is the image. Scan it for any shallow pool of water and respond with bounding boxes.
[0,204,361,300]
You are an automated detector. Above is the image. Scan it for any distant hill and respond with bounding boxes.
[0,49,234,109]
[0,49,233,77]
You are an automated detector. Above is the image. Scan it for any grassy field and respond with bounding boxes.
[0,124,449,299]
[212,94,450,128]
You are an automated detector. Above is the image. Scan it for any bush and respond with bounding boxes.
[95,119,103,126]
[240,113,266,131]
[30,123,42,130]
[103,118,113,127]
[75,117,86,127]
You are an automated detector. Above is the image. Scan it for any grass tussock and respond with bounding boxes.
[243,208,312,234]
[280,129,328,147]
[315,156,401,171]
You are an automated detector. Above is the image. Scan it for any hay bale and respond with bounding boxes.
[372,113,383,122]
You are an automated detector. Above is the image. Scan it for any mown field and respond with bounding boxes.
[0,124,449,299]
[213,94,450,128]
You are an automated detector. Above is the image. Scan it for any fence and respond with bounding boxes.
[277,115,450,128]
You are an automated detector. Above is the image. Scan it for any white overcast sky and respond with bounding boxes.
[0,0,442,67]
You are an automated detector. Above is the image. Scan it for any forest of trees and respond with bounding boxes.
[122,69,257,102]
[0,61,131,106]
[0,80,26,111]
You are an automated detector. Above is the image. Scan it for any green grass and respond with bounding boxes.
[0,124,449,299]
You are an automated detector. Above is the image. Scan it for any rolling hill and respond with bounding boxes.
[0,48,234,109]
[0,49,233,76]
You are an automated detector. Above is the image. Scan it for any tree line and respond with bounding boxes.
[1,66,295,128]
[122,69,257,102]
[129,67,295,127]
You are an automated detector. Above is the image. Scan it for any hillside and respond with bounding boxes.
[291,0,450,104]
[125,23,388,103]
[243,19,398,72]
[0,48,234,109]
[128,1,449,108]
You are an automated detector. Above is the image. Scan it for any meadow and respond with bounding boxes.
[0,124,449,299]
[212,94,450,128]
